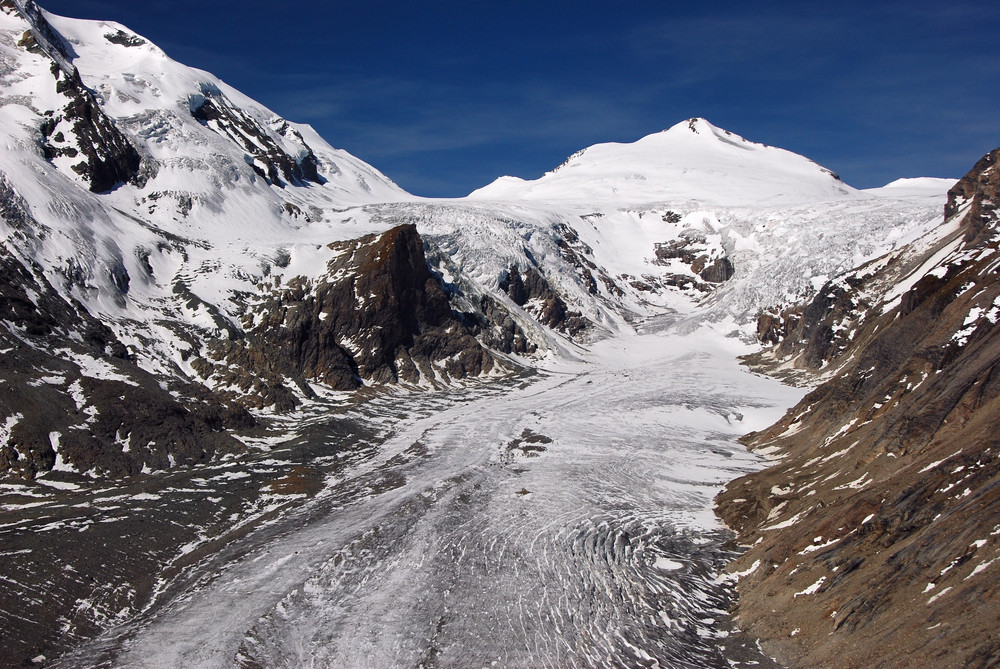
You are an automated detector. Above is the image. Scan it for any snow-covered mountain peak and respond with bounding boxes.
[0,1,425,370]
[880,177,957,190]
[656,117,752,143]
[468,118,857,207]
[1,1,411,213]
[859,177,958,206]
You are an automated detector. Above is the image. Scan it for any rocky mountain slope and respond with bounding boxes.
[0,0,541,480]
[717,148,1000,668]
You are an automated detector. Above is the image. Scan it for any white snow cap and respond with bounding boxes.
[32,6,412,208]
[865,177,958,198]
[469,118,857,206]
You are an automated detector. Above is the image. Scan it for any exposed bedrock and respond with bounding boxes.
[718,148,1000,669]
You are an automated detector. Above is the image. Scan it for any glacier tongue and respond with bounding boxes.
[55,324,803,669]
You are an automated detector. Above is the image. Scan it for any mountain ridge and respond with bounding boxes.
[716,148,1000,668]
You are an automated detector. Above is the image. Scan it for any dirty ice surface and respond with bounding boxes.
[56,319,803,668]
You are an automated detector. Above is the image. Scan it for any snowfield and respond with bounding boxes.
[469,118,856,206]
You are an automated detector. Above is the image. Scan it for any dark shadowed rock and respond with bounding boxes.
[698,255,735,283]
[103,29,146,47]
[204,224,507,407]
[653,232,735,286]
[191,85,321,187]
[945,148,999,246]
[499,265,589,336]
[0,244,251,479]
[469,293,537,355]
[49,65,144,193]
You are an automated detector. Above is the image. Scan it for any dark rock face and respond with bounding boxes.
[47,65,145,193]
[946,148,999,246]
[0,243,251,479]
[191,84,321,187]
[753,257,888,371]
[200,224,505,408]
[555,222,602,295]
[470,293,537,356]
[654,233,735,286]
[717,148,1000,669]
[8,1,146,193]
[698,255,735,283]
[103,29,146,47]
[500,265,589,336]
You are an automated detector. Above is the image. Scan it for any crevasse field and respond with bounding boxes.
[53,320,802,668]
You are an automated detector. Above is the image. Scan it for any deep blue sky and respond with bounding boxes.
[42,0,1000,197]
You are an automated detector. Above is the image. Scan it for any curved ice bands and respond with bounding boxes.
[57,325,801,668]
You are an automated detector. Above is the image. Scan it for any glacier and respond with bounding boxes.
[0,2,963,667]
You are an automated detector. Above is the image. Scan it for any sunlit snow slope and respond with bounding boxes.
[469,118,857,206]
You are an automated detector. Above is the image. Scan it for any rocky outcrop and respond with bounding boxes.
[45,64,145,193]
[717,148,1000,668]
[753,257,888,372]
[103,29,146,48]
[554,221,603,295]
[653,232,735,293]
[654,233,734,283]
[499,264,589,336]
[946,149,999,246]
[699,255,735,283]
[464,293,537,356]
[191,84,321,187]
[198,224,506,408]
[6,0,146,193]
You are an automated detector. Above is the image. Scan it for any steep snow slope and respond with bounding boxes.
[0,1,422,374]
[0,1,414,321]
[469,118,856,206]
[31,3,408,206]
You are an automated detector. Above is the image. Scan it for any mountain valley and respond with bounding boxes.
[0,1,997,667]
